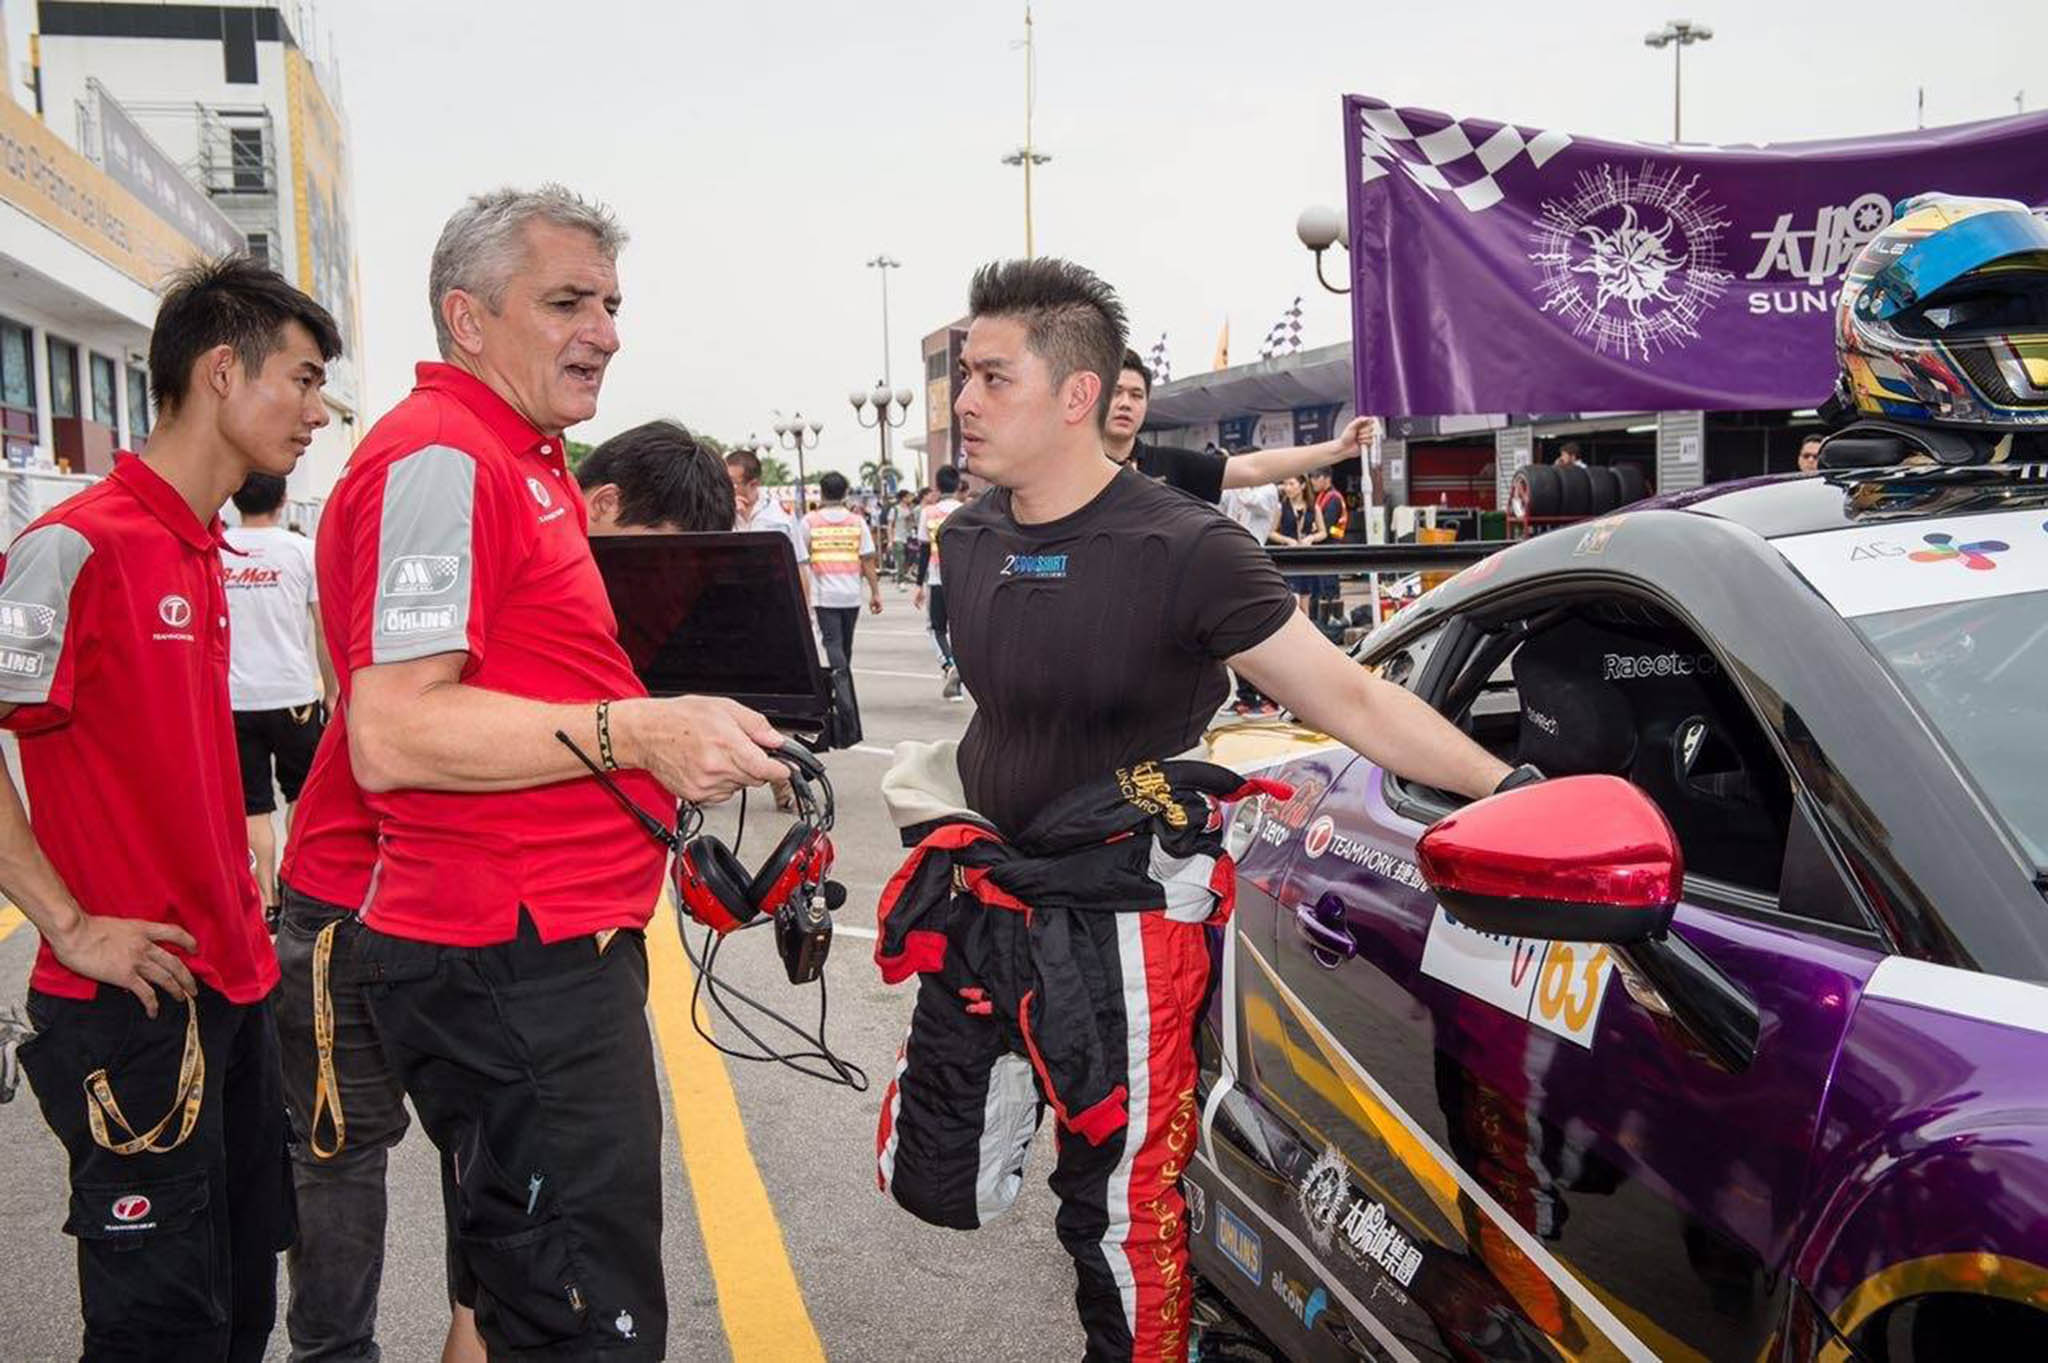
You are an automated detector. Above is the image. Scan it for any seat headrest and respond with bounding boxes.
[1512,620,1639,776]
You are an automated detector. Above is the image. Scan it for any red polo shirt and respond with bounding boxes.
[277,716,373,912]
[0,455,275,1002]
[320,362,669,945]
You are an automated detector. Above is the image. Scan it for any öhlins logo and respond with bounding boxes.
[1117,761,1186,829]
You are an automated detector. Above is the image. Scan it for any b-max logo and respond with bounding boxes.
[110,1195,151,1222]
[0,600,54,640]
[382,555,461,598]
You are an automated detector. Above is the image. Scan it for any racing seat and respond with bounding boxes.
[1513,617,1787,893]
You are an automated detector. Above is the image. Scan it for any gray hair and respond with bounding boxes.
[427,184,627,355]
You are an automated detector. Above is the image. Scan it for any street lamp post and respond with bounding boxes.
[1644,18,1713,143]
[773,414,823,509]
[1001,3,1052,257]
[1294,204,1350,295]
[850,383,914,495]
[866,254,902,479]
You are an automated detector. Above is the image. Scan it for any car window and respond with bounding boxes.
[1394,600,1862,924]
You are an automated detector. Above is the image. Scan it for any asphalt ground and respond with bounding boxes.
[0,573,1095,1362]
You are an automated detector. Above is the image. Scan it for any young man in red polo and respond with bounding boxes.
[0,257,342,1363]
[316,186,785,1361]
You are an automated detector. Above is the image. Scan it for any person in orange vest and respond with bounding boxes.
[800,470,883,671]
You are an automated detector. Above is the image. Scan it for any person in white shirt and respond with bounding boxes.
[726,446,810,608]
[1220,470,1286,715]
[224,471,334,915]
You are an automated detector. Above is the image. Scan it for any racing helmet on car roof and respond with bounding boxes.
[1835,192,2048,433]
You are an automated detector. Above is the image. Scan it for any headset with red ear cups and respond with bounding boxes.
[674,746,835,936]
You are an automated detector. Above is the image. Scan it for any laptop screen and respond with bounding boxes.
[589,531,830,736]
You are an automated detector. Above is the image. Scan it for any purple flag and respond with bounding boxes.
[1345,96,2048,417]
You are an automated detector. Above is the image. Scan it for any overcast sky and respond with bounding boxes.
[329,0,2048,477]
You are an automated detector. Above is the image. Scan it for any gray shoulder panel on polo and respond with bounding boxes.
[372,444,479,665]
[0,522,94,704]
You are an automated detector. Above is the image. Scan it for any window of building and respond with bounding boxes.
[1,317,36,465]
[1,318,33,413]
[48,338,78,420]
[127,365,151,442]
[230,127,266,191]
[89,352,118,427]
[246,231,270,267]
[926,350,947,381]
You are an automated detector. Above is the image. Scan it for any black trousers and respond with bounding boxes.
[927,582,952,669]
[814,605,859,671]
[20,985,293,1363]
[355,911,666,1360]
[275,885,413,1362]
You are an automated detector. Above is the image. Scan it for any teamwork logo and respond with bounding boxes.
[1530,163,1734,362]
[1303,815,1336,859]
[1909,533,2008,571]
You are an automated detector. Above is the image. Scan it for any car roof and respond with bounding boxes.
[1639,462,2048,539]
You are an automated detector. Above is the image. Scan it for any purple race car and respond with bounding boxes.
[1188,463,2048,1362]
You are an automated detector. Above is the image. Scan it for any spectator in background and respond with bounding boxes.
[1270,473,1327,614]
[1797,434,1823,474]
[1106,350,1377,504]
[800,470,882,741]
[1555,441,1583,467]
[579,418,734,534]
[1219,467,1282,714]
[1308,466,1349,624]
[914,465,965,701]
[226,470,335,920]
[727,446,809,607]
[888,488,916,580]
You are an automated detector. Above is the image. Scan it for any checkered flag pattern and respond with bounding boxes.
[1145,331,1171,385]
[1357,98,1574,213]
[1258,297,1305,361]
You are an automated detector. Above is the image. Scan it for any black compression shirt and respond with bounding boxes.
[1129,442,1226,504]
[945,471,1296,836]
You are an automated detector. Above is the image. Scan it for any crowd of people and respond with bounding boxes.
[0,178,1522,1363]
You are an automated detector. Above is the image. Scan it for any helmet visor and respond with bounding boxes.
[1860,208,2048,322]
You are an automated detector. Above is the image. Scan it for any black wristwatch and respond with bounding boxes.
[1493,763,1544,795]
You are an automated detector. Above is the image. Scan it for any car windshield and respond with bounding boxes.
[1855,590,2048,871]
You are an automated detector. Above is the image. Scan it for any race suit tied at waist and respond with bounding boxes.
[873,741,1289,1143]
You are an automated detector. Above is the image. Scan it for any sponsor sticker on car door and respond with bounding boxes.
[1418,907,1615,1047]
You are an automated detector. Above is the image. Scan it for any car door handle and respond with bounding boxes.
[1293,894,1358,961]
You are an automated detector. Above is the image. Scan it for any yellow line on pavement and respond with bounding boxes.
[0,905,22,941]
[645,903,826,1363]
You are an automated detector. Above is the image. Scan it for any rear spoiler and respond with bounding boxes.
[1264,541,1514,573]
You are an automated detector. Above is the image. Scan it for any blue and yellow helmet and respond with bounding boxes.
[1837,192,2048,430]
